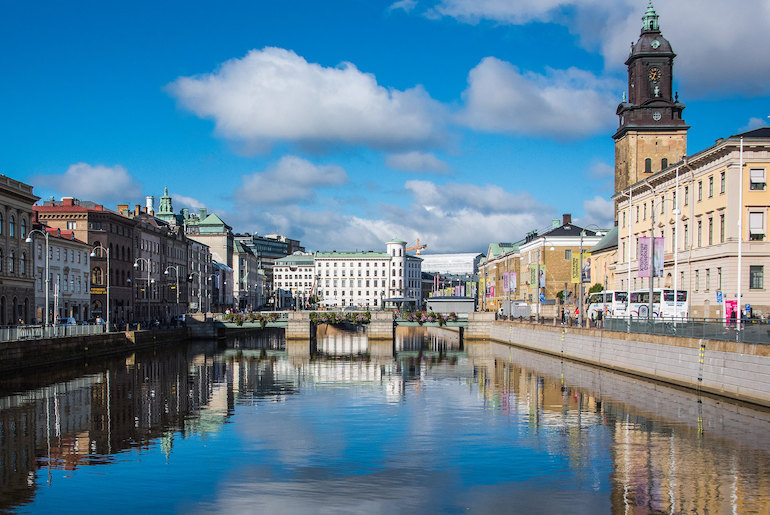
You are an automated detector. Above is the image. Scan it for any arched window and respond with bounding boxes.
[20,218,27,238]
[0,249,3,272]
[20,253,26,276]
[644,158,652,173]
[91,267,104,286]
[9,215,15,237]
[9,250,14,273]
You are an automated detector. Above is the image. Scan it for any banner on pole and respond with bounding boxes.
[638,237,664,278]
[571,254,591,283]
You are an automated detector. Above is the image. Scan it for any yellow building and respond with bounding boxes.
[613,128,770,317]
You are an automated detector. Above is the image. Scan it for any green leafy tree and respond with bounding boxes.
[588,283,604,294]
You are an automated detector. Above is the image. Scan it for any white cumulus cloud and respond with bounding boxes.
[424,0,770,97]
[32,163,142,203]
[171,193,207,210]
[386,151,450,173]
[235,155,348,206]
[168,47,446,152]
[741,117,769,132]
[577,195,614,229]
[459,57,619,139]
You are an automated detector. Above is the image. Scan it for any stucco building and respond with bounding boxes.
[0,175,38,325]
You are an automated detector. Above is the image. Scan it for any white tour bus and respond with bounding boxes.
[586,290,629,320]
[627,289,689,319]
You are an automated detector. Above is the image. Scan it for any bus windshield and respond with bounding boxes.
[664,290,687,302]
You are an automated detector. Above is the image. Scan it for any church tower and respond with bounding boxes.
[614,2,688,194]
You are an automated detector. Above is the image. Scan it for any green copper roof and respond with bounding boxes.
[642,1,659,32]
[275,253,315,265]
[387,238,407,245]
[315,251,391,259]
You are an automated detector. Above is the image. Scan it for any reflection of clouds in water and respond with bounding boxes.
[200,467,447,514]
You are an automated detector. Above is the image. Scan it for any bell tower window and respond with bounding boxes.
[645,158,652,173]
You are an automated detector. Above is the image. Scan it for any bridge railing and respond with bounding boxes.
[0,324,107,342]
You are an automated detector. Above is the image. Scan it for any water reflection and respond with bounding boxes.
[0,329,768,513]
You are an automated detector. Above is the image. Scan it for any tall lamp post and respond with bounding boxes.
[188,272,203,313]
[164,265,180,319]
[134,258,154,327]
[579,225,602,328]
[25,229,49,333]
[90,244,110,332]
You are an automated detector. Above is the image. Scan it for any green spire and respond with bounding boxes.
[158,186,173,215]
[642,1,659,32]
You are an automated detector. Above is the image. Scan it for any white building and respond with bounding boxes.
[30,227,91,323]
[273,252,315,309]
[420,253,483,275]
[313,239,422,309]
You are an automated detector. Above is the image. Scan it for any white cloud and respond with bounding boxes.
[168,47,446,152]
[741,117,769,132]
[235,156,348,206]
[587,161,613,179]
[459,57,619,138]
[224,178,555,253]
[426,1,770,97]
[385,151,450,173]
[171,193,206,210]
[32,163,142,203]
[577,195,614,229]
[389,0,417,12]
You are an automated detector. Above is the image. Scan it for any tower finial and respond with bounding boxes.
[642,1,659,32]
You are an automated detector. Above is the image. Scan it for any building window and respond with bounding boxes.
[622,211,626,227]
[661,158,668,169]
[698,181,703,201]
[0,212,3,235]
[683,223,688,248]
[695,270,699,291]
[750,168,766,190]
[750,266,764,289]
[21,218,27,238]
[565,249,572,260]
[9,215,15,237]
[720,214,725,243]
[684,186,689,205]
[708,217,713,245]
[717,267,722,291]
[749,212,765,241]
[660,195,665,214]
[705,269,710,291]
[697,220,702,247]
[720,171,726,194]
[645,158,652,173]
[636,205,639,222]
[643,203,647,220]
[708,176,714,197]
[9,250,14,273]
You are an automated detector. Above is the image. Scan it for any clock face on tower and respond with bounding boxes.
[648,66,662,82]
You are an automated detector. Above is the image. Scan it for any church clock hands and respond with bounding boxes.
[648,66,662,82]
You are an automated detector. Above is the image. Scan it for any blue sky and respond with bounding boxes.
[2,0,768,253]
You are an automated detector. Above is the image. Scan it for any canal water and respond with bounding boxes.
[2,326,770,513]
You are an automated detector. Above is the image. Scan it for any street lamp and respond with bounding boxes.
[164,265,180,318]
[188,272,203,313]
[25,229,49,333]
[90,244,110,332]
[134,258,154,327]
[579,224,602,328]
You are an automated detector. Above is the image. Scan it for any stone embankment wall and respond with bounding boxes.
[489,321,770,407]
[0,329,189,374]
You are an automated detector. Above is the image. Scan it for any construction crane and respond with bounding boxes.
[406,238,427,255]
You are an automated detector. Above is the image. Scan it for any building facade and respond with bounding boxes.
[29,227,91,323]
[613,129,770,317]
[274,252,316,309]
[314,239,422,309]
[0,175,38,325]
[34,198,136,325]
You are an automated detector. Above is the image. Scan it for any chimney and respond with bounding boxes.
[146,195,155,214]
[117,204,129,216]
[552,218,560,229]
[62,197,75,207]
[199,208,208,219]
[562,213,572,225]
[135,204,141,216]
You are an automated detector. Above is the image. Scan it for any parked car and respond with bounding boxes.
[57,317,77,326]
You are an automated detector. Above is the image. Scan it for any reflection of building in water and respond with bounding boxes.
[468,341,770,514]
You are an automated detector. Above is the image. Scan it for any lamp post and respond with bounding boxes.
[90,244,110,332]
[134,258,153,327]
[25,229,49,333]
[188,272,203,313]
[164,265,180,319]
[579,225,602,328]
